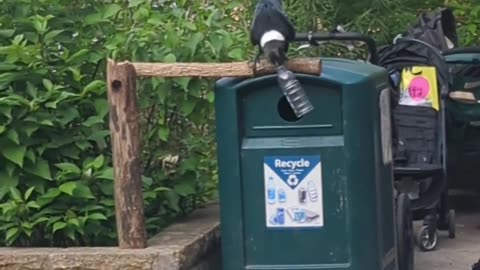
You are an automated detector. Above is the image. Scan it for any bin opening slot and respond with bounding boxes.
[278,96,302,122]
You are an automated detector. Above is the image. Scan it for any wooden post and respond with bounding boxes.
[106,59,147,249]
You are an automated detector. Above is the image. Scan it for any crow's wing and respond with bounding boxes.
[250,0,296,46]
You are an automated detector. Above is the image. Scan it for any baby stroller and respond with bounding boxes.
[376,8,458,252]
[293,31,415,270]
[443,48,480,192]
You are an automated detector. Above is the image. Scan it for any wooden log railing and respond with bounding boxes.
[105,58,322,248]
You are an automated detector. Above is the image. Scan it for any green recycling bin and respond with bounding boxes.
[214,57,398,270]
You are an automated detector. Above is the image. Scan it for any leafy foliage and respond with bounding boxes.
[448,0,480,46]
[0,0,245,247]
[0,0,477,247]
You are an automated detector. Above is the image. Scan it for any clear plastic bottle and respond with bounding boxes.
[278,188,287,203]
[308,181,318,202]
[277,66,314,118]
[267,177,276,204]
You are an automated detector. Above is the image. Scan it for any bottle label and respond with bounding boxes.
[264,156,324,228]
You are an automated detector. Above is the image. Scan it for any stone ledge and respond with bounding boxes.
[0,203,221,270]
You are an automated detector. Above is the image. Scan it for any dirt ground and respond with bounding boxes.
[414,193,480,270]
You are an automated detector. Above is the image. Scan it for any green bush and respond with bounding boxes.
[448,0,480,46]
[0,0,247,247]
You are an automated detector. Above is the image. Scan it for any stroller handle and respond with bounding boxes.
[393,36,452,85]
[443,47,480,56]
[294,32,379,64]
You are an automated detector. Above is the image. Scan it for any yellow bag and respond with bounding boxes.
[399,66,440,111]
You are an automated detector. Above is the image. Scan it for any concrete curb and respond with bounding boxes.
[0,204,221,270]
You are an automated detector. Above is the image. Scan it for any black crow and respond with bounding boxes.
[250,0,295,67]
[473,259,480,270]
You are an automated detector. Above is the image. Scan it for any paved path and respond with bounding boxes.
[415,194,480,270]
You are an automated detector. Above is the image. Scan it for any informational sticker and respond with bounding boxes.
[263,156,324,228]
[399,66,439,111]
[379,88,393,165]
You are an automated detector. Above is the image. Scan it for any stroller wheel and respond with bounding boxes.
[396,193,414,270]
[416,225,438,251]
[448,209,456,239]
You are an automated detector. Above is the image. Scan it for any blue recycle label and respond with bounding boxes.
[264,156,321,190]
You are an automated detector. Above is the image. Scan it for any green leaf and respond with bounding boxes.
[5,163,15,177]
[103,4,122,18]
[2,145,27,167]
[82,80,105,96]
[88,130,110,142]
[97,168,114,180]
[53,222,67,233]
[40,119,54,126]
[164,191,180,212]
[58,107,79,125]
[23,178,45,195]
[6,129,19,144]
[0,187,8,201]
[84,12,109,25]
[44,30,64,43]
[67,49,89,64]
[142,176,153,187]
[24,158,52,180]
[66,228,76,240]
[468,24,477,33]
[147,13,163,26]
[43,79,54,91]
[163,53,176,63]
[12,34,24,45]
[9,187,23,202]
[0,126,5,135]
[209,34,224,54]
[180,99,197,116]
[88,213,108,221]
[25,149,36,163]
[155,82,171,103]
[0,29,15,38]
[184,21,197,31]
[227,48,245,60]
[158,127,170,142]
[24,186,35,200]
[21,123,39,137]
[128,0,145,8]
[82,116,104,127]
[73,183,95,199]
[33,217,50,226]
[0,63,18,72]
[55,163,81,174]
[67,218,80,227]
[37,188,61,206]
[94,99,109,118]
[90,155,104,169]
[154,187,171,193]
[186,33,204,56]
[6,227,19,243]
[67,67,83,82]
[26,201,40,209]
[59,182,77,196]
[0,223,15,232]
[174,181,196,197]
[0,171,19,187]
[206,91,215,103]
[175,77,190,90]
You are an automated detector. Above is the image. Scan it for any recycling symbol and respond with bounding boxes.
[287,174,299,187]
